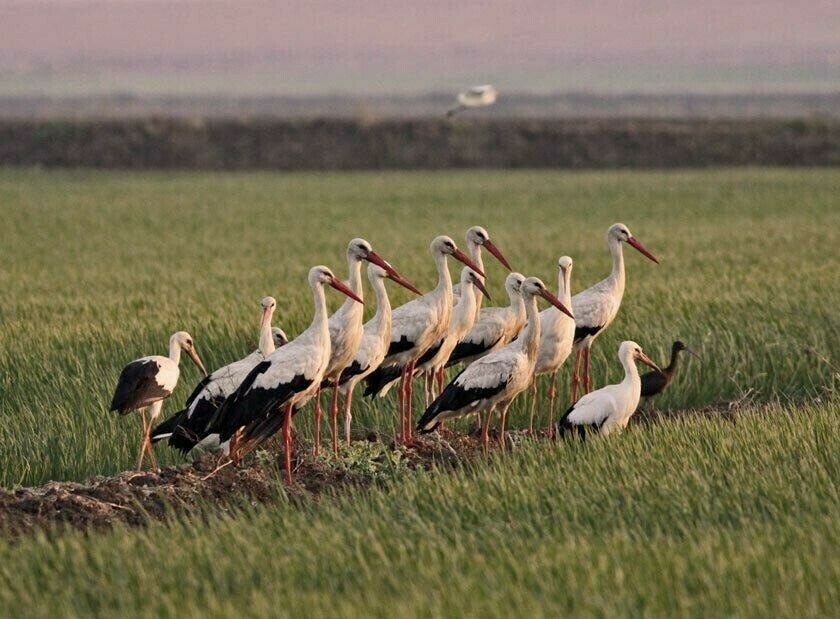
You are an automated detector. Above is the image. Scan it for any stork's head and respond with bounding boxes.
[260,296,277,332]
[430,235,485,276]
[272,327,289,347]
[308,265,364,304]
[504,272,526,297]
[619,341,661,371]
[460,267,491,300]
[558,256,573,275]
[348,238,421,294]
[466,225,513,270]
[171,331,208,377]
[608,223,659,264]
[520,277,574,318]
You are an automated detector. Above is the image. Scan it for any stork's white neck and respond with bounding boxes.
[609,236,626,290]
[516,292,541,359]
[467,239,486,316]
[451,281,478,335]
[509,286,525,317]
[340,256,364,311]
[304,280,330,344]
[620,353,641,385]
[369,275,391,337]
[258,308,276,356]
[559,268,572,306]
[433,251,453,300]
[168,338,182,364]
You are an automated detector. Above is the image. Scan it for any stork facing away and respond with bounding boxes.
[149,296,286,452]
[205,266,362,484]
[418,276,574,450]
[109,331,207,471]
[452,226,512,322]
[446,85,498,117]
[638,340,699,410]
[363,236,483,444]
[335,262,419,446]
[558,341,659,438]
[446,272,526,368]
[318,238,419,456]
[570,223,659,401]
[528,256,575,436]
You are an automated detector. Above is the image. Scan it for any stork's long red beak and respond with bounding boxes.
[329,277,364,304]
[472,277,491,301]
[540,289,574,320]
[483,239,512,271]
[636,351,661,372]
[627,236,659,264]
[366,251,422,295]
[451,248,485,277]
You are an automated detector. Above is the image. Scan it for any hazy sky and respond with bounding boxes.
[2,1,839,94]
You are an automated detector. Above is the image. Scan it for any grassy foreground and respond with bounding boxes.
[0,402,838,616]
[0,168,838,488]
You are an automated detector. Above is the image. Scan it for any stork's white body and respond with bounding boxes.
[418,269,479,375]
[535,259,575,376]
[325,252,366,383]
[571,238,625,350]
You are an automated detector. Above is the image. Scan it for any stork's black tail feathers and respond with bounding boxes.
[363,365,403,397]
[149,410,186,444]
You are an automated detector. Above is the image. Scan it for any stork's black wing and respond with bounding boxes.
[573,325,602,344]
[183,375,212,408]
[109,359,168,414]
[363,364,403,397]
[338,360,368,386]
[445,337,501,367]
[417,369,506,433]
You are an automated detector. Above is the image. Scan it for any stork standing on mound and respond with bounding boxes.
[335,262,421,446]
[318,239,419,456]
[418,277,574,450]
[364,236,483,444]
[557,341,660,437]
[528,256,575,437]
[205,266,362,484]
[452,226,512,322]
[149,296,286,452]
[570,223,659,401]
[109,331,207,471]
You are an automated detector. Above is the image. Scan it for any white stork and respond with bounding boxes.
[452,226,512,322]
[318,238,419,456]
[557,341,660,437]
[447,85,498,117]
[149,296,286,452]
[364,267,489,406]
[445,272,527,368]
[109,330,207,471]
[417,276,574,449]
[570,223,659,401]
[335,262,418,446]
[205,266,362,484]
[363,235,483,444]
[528,256,575,436]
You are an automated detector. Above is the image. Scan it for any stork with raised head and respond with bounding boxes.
[445,272,527,368]
[318,238,419,456]
[446,85,498,117]
[557,341,660,437]
[364,267,490,406]
[109,331,207,471]
[638,340,700,409]
[205,266,362,484]
[149,296,286,452]
[335,262,418,445]
[452,226,512,322]
[363,236,483,444]
[418,277,574,450]
[528,256,575,437]
[571,223,659,401]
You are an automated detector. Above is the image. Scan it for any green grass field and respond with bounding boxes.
[0,167,838,616]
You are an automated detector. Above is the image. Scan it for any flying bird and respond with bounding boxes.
[558,341,660,438]
[418,276,574,450]
[109,331,207,471]
[447,85,498,117]
[570,223,658,401]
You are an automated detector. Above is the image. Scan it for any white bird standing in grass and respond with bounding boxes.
[557,341,660,437]
[205,266,363,484]
[447,85,498,117]
[570,223,659,401]
[418,277,574,450]
[318,239,420,456]
[109,331,207,471]
[336,262,421,446]
[528,256,575,436]
[363,236,484,444]
[149,296,287,453]
[452,226,513,321]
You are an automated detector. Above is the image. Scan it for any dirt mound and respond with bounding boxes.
[0,431,486,540]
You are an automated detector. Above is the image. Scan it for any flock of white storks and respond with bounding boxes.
[109,224,698,484]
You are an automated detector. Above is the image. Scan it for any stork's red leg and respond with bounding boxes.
[571,348,583,402]
[313,387,323,456]
[398,367,408,444]
[436,367,445,398]
[330,385,340,456]
[498,402,510,451]
[583,347,592,394]
[283,403,294,485]
[481,406,493,452]
[343,384,355,447]
[405,361,416,443]
[136,409,149,472]
[528,378,538,435]
[547,371,558,440]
